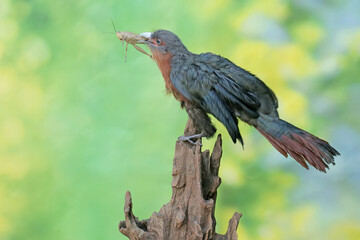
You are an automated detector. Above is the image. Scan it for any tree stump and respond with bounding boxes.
[119,119,242,239]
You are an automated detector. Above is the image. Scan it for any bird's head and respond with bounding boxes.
[139,30,189,56]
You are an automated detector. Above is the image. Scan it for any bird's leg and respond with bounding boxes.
[184,103,217,138]
[178,133,203,146]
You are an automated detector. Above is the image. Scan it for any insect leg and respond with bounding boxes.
[124,42,129,62]
[133,44,152,58]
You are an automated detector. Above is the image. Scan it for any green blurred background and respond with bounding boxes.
[1,0,359,239]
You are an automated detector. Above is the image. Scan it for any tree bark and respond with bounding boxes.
[119,119,242,240]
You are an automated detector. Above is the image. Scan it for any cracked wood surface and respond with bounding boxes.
[119,119,242,240]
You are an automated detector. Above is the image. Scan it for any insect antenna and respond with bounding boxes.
[111,18,118,33]
[110,19,127,61]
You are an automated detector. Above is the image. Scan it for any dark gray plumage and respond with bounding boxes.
[142,29,340,172]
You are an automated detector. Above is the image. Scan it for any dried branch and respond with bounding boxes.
[119,119,242,239]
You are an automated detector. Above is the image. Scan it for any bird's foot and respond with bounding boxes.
[178,133,203,146]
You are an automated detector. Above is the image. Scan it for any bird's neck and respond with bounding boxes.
[152,51,190,102]
[152,50,172,81]
[170,52,194,66]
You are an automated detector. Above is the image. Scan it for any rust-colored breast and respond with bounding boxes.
[152,50,188,103]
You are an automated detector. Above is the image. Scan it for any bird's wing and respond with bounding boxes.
[171,54,260,144]
[170,59,242,143]
[170,53,280,143]
[205,53,279,117]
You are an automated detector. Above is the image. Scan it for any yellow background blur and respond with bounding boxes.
[1,0,359,239]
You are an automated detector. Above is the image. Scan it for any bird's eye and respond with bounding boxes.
[156,38,162,45]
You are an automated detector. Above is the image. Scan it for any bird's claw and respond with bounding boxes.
[178,134,203,146]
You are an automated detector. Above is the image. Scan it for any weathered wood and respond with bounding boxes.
[119,119,242,239]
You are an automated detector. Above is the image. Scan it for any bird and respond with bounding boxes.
[136,29,340,172]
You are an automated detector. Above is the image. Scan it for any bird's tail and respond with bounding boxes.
[255,116,340,172]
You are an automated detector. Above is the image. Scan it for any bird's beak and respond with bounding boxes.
[138,32,153,44]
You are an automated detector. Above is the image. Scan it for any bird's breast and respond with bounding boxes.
[152,51,188,103]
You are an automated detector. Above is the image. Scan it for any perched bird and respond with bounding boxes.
[137,30,339,172]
